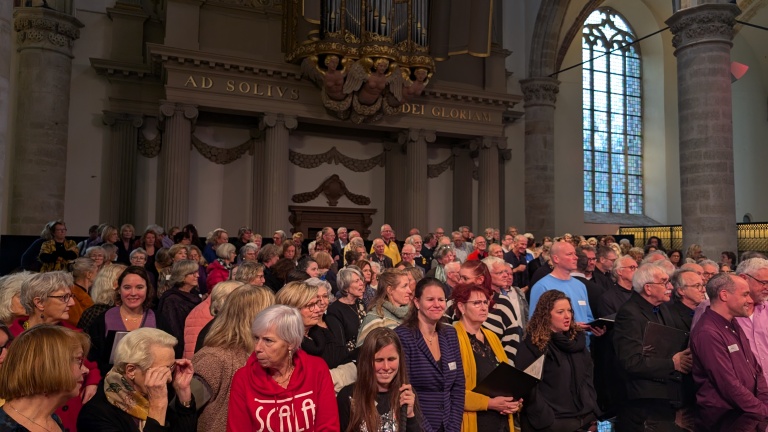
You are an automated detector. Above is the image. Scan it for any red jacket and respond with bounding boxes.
[227,349,339,432]
[10,318,102,432]
[206,259,231,288]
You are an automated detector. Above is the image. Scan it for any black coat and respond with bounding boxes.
[156,289,201,358]
[77,380,197,432]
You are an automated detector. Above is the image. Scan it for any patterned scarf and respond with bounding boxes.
[104,370,150,422]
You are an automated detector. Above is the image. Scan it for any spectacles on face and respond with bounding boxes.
[683,283,705,290]
[402,252,415,256]
[131,256,147,263]
[73,356,84,368]
[304,301,321,311]
[49,293,73,303]
[623,265,639,271]
[702,272,716,279]
[746,273,768,288]
[465,300,490,307]
[645,280,671,288]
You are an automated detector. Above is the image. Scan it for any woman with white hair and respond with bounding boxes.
[0,272,33,326]
[206,242,236,288]
[183,280,245,359]
[157,260,202,358]
[77,327,197,431]
[326,266,366,352]
[67,257,98,327]
[227,304,339,431]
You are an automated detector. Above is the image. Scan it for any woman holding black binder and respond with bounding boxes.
[516,289,599,432]
[453,282,519,432]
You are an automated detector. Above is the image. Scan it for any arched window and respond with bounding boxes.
[583,8,642,214]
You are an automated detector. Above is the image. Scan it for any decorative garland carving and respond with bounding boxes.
[292,175,371,206]
[289,147,385,172]
[191,135,253,165]
[138,133,161,158]
[427,155,454,179]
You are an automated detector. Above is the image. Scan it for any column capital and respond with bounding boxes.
[159,102,198,122]
[103,111,143,128]
[260,113,298,131]
[480,136,508,150]
[13,7,83,57]
[397,129,437,145]
[666,3,740,51]
[520,77,560,108]
[382,140,403,152]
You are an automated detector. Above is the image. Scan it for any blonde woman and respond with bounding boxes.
[183,280,245,359]
[77,264,128,331]
[193,286,275,431]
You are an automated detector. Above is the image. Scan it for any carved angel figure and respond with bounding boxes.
[343,57,404,106]
[403,67,430,100]
[301,54,348,101]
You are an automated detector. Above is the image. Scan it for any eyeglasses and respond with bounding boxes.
[623,265,639,271]
[746,273,768,288]
[48,293,73,303]
[466,300,490,307]
[73,356,84,368]
[304,301,321,311]
[167,363,176,373]
[702,272,716,278]
[645,280,671,287]
[683,283,705,290]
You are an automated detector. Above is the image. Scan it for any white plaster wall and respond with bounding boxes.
[288,132,385,233]
[426,146,453,232]
[64,7,111,236]
[503,122,526,229]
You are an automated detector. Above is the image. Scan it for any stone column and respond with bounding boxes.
[0,0,11,231]
[384,140,407,236]
[666,3,740,259]
[401,129,435,234]
[520,77,559,239]
[250,128,264,234]
[475,137,506,232]
[102,112,143,226]
[257,113,297,235]
[8,8,82,234]
[157,102,197,230]
[452,146,474,228]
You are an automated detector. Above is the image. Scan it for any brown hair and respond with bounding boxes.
[0,324,90,400]
[526,289,580,351]
[368,269,408,315]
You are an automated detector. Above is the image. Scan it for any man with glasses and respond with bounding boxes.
[482,256,526,361]
[614,263,692,404]
[669,269,705,331]
[699,259,719,286]
[592,246,618,295]
[598,255,638,319]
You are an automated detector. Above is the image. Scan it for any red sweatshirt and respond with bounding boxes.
[227,349,339,432]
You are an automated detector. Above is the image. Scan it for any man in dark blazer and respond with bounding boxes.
[369,238,394,269]
[614,263,693,404]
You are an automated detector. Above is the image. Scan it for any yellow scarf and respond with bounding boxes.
[104,370,150,421]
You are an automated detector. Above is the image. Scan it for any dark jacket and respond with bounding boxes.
[613,292,688,401]
[156,288,201,358]
[516,331,599,431]
[78,380,197,432]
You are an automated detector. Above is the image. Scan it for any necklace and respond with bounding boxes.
[8,403,53,432]
[423,330,437,345]
[273,366,295,388]
[120,308,142,322]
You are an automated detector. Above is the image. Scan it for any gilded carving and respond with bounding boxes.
[292,175,371,206]
[289,147,384,172]
[191,135,254,165]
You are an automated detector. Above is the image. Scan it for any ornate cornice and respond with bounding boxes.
[289,146,385,172]
[13,8,83,57]
[666,4,741,50]
[292,175,371,206]
[520,77,560,107]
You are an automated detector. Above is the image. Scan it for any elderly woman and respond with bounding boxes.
[10,272,102,430]
[239,243,259,263]
[193,286,275,432]
[396,277,465,432]
[338,327,420,432]
[326,266,366,352]
[357,269,411,346]
[157,260,202,358]
[0,272,32,326]
[206,243,236,288]
[68,257,98,327]
[115,224,136,265]
[77,264,127,331]
[258,244,282,291]
[272,230,287,247]
[134,229,161,277]
[87,266,157,376]
[516,290,599,432]
[0,325,90,431]
[426,244,456,282]
[77,328,197,431]
[129,247,148,267]
[157,244,190,297]
[227,304,339,431]
[38,220,79,272]
[183,280,245,359]
[453,283,520,432]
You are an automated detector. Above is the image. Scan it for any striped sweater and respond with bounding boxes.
[482,288,524,363]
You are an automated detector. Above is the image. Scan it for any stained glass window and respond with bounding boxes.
[583,8,643,215]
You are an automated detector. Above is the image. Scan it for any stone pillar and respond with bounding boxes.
[401,129,435,234]
[257,113,297,235]
[667,3,740,259]
[8,8,82,234]
[0,0,11,231]
[475,137,506,233]
[384,140,407,237]
[452,146,474,228]
[157,102,197,230]
[102,112,143,226]
[250,128,265,234]
[520,77,559,239]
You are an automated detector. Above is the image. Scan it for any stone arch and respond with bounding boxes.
[527,0,570,77]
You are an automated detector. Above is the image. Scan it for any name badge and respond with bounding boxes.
[728,344,739,353]
[578,300,587,306]
[448,361,457,370]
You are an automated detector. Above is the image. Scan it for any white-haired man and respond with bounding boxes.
[369,224,400,267]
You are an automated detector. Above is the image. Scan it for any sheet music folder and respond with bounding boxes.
[472,357,542,399]
[642,321,689,358]
[587,313,616,329]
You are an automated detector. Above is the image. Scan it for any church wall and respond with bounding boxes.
[136,119,159,233]
[426,145,453,233]
[63,7,112,235]
[198,5,283,61]
[503,122,526,230]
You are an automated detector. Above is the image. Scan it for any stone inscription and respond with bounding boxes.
[400,102,492,123]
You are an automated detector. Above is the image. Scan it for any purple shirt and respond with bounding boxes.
[690,307,768,415]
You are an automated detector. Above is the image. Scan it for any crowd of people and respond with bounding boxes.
[0,220,767,431]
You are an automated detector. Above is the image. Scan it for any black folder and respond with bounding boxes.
[587,313,616,329]
[472,362,540,399]
[642,321,689,358]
